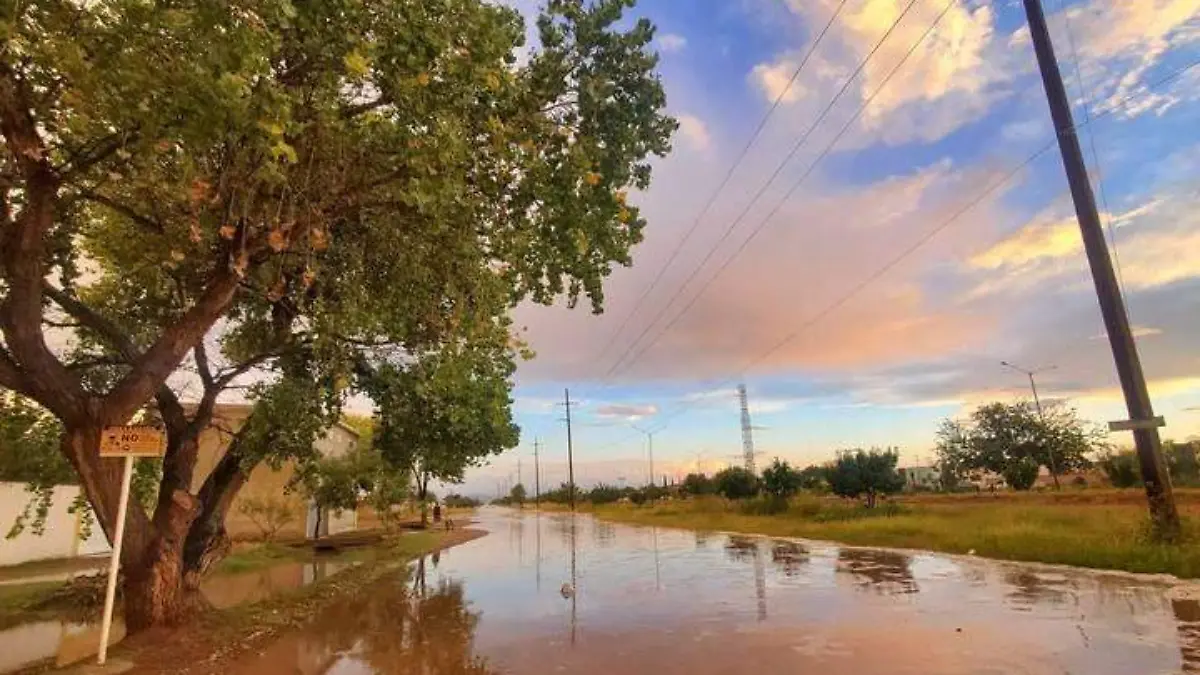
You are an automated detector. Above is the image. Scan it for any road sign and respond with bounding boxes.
[1108,416,1165,432]
[97,424,165,664]
[99,426,166,458]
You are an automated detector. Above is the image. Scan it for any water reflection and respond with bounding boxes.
[213,510,1200,675]
[1174,599,1200,673]
[767,540,808,577]
[722,536,767,620]
[1004,569,1072,609]
[836,548,917,595]
[230,561,492,675]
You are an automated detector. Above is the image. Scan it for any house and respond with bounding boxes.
[898,466,939,491]
[189,404,361,540]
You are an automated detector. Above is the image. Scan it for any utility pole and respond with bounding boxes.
[1002,361,1061,488]
[533,438,541,507]
[632,424,655,486]
[564,388,576,510]
[518,457,523,492]
[1021,0,1178,537]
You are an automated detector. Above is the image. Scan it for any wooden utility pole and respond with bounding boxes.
[1021,0,1179,537]
[564,389,576,510]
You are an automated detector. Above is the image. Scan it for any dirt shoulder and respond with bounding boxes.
[40,527,485,675]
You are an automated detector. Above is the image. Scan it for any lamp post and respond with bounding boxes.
[1001,361,1060,488]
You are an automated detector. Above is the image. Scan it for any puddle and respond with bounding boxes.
[0,619,124,673]
[218,508,1200,674]
[0,555,359,672]
[199,558,359,610]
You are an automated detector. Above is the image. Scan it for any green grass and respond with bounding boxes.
[216,542,311,574]
[593,493,1200,578]
[0,581,68,630]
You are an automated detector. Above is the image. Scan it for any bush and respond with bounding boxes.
[738,496,789,515]
[681,472,716,496]
[828,448,904,507]
[1099,451,1140,488]
[714,467,759,500]
[761,459,800,500]
[443,494,481,508]
[1002,456,1039,491]
[238,496,297,541]
[588,483,624,504]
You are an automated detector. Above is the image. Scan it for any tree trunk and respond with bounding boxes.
[123,538,204,631]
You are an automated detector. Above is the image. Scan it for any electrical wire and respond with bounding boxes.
[606,0,955,380]
[590,60,1200,438]
[591,0,854,369]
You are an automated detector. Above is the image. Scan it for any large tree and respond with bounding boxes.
[0,0,673,629]
[365,329,520,525]
[936,401,1100,490]
[828,447,904,508]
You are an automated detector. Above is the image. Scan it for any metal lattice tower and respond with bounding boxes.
[738,383,756,474]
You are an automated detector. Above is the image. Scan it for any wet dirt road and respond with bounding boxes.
[228,508,1200,674]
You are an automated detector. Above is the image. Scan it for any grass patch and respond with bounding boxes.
[594,493,1200,578]
[216,542,310,574]
[0,581,65,629]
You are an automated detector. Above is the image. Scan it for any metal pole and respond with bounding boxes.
[1021,0,1178,536]
[648,432,654,488]
[98,455,134,665]
[534,438,541,508]
[565,388,576,511]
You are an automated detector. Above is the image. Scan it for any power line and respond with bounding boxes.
[1056,0,1130,313]
[592,0,853,369]
[598,61,1200,436]
[605,0,954,380]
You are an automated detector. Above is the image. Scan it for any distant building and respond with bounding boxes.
[898,466,939,491]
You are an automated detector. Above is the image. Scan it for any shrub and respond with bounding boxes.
[1002,456,1040,491]
[761,458,800,500]
[238,496,297,542]
[714,467,759,500]
[681,473,716,496]
[828,448,904,507]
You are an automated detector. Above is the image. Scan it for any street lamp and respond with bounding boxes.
[1001,361,1060,487]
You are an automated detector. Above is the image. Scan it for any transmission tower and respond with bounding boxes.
[738,384,757,474]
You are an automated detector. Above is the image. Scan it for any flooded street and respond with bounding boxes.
[227,508,1200,674]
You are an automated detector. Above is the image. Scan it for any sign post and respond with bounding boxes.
[97,426,166,665]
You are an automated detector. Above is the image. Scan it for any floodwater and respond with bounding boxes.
[226,508,1200,675]
[0,557,354,672]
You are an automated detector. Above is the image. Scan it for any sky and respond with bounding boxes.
[458,0,1200,498]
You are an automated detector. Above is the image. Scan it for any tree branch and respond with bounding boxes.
[59,130,137,180]
[0,61,87,423]
[102,268,242,424]
[193,341,215,389]
[43,284,141,361]
[78,191,165,234]
[0,346,32,395]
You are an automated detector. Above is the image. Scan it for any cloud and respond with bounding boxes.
[676,114,712,151]
[593,403,659,421]
[965,192,1200,296]
[749,59,803,103]
[658,33,687,53]
[513,156,1014,383]
[752,0,1198,148]
[1090,326,1163,341]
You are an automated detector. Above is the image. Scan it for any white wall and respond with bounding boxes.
[0,483,110,566]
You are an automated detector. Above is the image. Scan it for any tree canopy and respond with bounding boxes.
[714,466,759,500]
[828,448,904,508]
[0,0,675,630]
[936,401,1101,490]
[761,458,800,500]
